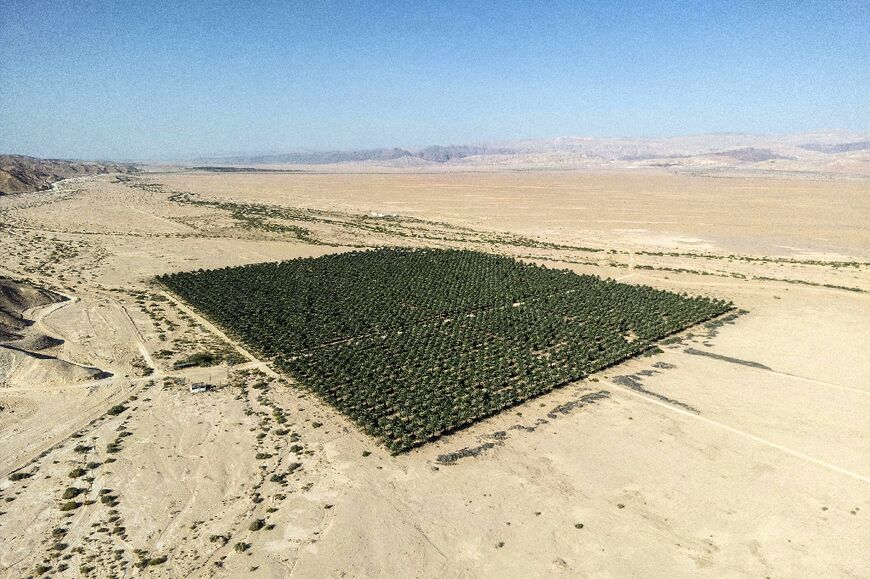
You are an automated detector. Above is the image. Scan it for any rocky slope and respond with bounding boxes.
[0,278,109,388]
[0,278,64,342]
[0,154,138,195]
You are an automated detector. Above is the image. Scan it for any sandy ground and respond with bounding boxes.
[158,170,870,258]
[0,169,868,578]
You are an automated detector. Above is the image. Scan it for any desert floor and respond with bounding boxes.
[0,168,868,578]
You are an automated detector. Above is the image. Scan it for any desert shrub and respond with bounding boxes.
[172,352,218,370]
[68,468,87,479]
[62,487,84,500]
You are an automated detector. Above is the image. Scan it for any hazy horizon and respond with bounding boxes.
[2,1,868,160]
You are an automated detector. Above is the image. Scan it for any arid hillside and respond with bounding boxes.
[0,278,65,341]
[0,278,109,390]
[0,155,137,195]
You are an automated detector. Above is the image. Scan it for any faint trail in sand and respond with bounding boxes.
[681,346,870,397]
[768,369,870,396]
[108,295,158,371]
[0,376,153,478]
[1,289,163,477]
[606,379,870,485]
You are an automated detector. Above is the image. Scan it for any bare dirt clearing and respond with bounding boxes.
[0,168,867,577]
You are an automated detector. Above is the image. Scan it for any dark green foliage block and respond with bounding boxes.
[159,248,731,452]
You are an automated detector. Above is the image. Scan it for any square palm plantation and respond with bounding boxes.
[159,248,731,452]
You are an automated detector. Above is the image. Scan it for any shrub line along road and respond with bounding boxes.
[159,290,279,379]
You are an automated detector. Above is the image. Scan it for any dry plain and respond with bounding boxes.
[0,167,868,578]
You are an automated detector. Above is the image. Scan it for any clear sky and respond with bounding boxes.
[1,0,868,160]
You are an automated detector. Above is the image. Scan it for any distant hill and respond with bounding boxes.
[0,155,138,195]
[713,148,793,162]
[415,145,516,162]
[799,141,870,154]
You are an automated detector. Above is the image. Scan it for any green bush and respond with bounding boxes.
[172,352,218,370]
[62,487,84,500]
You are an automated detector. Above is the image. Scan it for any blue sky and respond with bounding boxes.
[1,0,868,160]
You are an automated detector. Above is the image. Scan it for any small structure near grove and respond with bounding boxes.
[189,382,211,394]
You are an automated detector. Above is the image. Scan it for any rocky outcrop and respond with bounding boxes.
[0,154,138,195]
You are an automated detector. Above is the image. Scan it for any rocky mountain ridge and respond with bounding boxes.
[0,154,138,195]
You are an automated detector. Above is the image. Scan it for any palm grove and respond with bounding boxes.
[158,249,731,452]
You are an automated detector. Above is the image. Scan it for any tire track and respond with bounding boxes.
[606,378,870,485]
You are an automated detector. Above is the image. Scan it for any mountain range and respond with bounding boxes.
[192,131,870,172]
